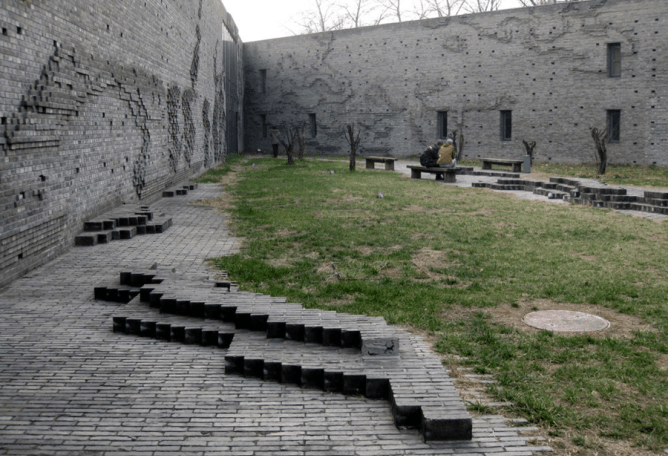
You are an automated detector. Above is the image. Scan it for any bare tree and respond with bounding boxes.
[341,0,388,28]
[590,127,608,176]
[522,140,536,165]
[345,124,362,171]
[423,0,466,17]
[377,0,402,22]
[518,0,581,6]
[278,126,300,166]
[296,123,306,160]
[295,0,346,34]
[463,0,501,13]
[450,130,465,161]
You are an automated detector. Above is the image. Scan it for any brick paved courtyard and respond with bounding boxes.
[0,183,553,455]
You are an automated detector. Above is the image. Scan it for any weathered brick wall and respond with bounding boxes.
[0,0,243,288]
[244,0,667,167]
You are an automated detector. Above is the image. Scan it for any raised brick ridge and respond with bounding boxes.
[103,269,473,441]
[75,205,172,246]
[473,176,668,215]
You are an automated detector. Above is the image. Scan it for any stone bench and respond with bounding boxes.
[407,165,458,183]
[365,156,398,171]
[481,158,524,173]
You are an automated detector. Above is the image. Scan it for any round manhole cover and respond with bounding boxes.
[523,310,610,332]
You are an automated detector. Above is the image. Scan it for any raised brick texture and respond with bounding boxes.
[0,0,243,288]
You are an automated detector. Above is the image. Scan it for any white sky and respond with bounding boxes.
[224,0,527,42]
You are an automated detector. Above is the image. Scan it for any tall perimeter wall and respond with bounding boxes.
[0,0,243,288]
[244,0,667,165]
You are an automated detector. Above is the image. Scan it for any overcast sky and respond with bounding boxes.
[225,0,528,42]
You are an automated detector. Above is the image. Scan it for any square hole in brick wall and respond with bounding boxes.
[1,117,6,125]
[17,26,23,35]
[2,28,7,36]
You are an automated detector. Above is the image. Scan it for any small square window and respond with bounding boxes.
[500,110,512,141]
[607,43,621,77]
[607,110,621,142]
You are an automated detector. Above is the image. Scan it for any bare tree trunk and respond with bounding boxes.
[451,129,464,161]
[590,127,608,176]
[345,124,361,171]
[522,140,537,164]
[278,126,299,166]
[297,123,306,160]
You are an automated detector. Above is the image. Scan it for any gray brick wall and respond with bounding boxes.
[243,0,667,167]
[0,0,244,288]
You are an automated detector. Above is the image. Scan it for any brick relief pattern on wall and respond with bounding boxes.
[244,0,667,166]
[0,0,243,288]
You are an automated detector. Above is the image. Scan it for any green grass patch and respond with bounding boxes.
[211,157,668,452]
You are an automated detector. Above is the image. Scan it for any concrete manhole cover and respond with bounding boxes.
[523,310,611,332]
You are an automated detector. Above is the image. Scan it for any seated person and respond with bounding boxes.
[419,141,444,168]
[437,139,457,168]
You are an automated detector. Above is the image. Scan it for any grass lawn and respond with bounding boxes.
[199,155,668,455]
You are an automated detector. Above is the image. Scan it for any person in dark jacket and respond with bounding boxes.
[420,141,444,168]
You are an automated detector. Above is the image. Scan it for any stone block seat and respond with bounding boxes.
[365,156,399,171]
[75,204,172,246]
[480,158,524,173]
[407,165,473,182]
[104,267,473,442]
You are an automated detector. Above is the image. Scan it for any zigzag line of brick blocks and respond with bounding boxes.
[75,205,172,247]
[103,270,473,441]
[473,176,668,214]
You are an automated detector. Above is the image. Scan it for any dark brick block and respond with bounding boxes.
[74,235,97,246]
[266,321,286,338]
[217,332,234,349]
[189,301,205,318]
[140,320,156,338]
[234,312,252,329]
[204,303,221,320]
[244,358,264,378]
[322,327,342,347]
[170,325,185,343]
[286,323,305,342]
[201,330,218,346]
[175,300,190,316]
[250,314,268,331]
[341,329,361,348]
[343,374,366,396]
[323,371,344,393]
[365,377,389,399]
[224,355,244,374]
[155,323,171,341]
[263,361,282,382]
[304,326,323,344]
[421,413,473,442]
[161,298,177,314]
[219,306,236,321]
[301,368,324,389]
[184,327,202,345]
[112,317,127,333]
[281,364,301,384]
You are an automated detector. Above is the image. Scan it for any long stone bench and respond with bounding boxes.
[365,156,399,171]
[481,158,524,173]
[407,165,458,182]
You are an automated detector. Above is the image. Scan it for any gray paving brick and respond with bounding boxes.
[0,183,552,455]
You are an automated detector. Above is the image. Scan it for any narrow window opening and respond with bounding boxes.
[259,69,267,94]
[608,43,621,77]
[607,110,621,143]
[500,111,512,141]
[260,114,267,138]
[309,113,317,138]
[437,111,448,139]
